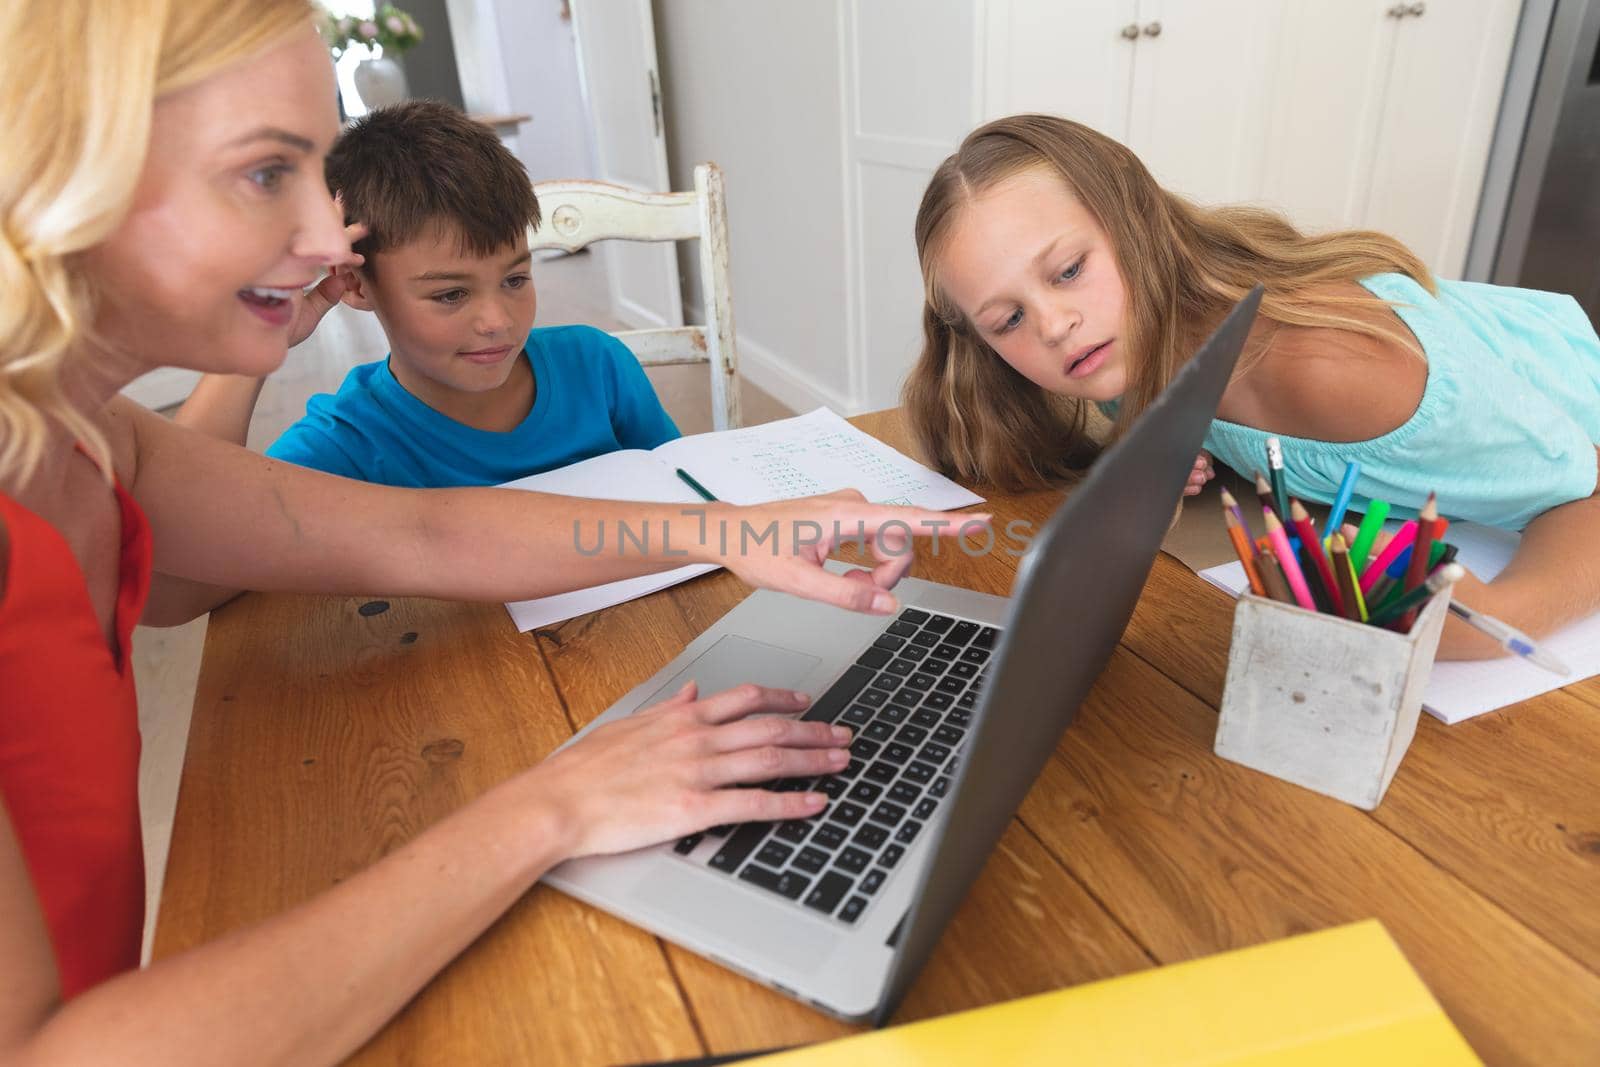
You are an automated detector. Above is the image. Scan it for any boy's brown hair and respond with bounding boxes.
[327,99,540,273]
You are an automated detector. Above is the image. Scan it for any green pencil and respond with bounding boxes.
[1368,563,1463,628]
[1348,499,1391,572]
[1265,437,1290,522]
[675,467,719,502]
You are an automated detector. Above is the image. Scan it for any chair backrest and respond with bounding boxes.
[530,163,740,430]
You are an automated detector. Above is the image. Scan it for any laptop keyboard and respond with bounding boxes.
[673,608,997,927]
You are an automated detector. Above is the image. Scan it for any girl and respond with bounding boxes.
[0,2,976,1060]
[904,114,1600,661]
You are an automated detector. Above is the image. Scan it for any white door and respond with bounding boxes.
[981,0,1138,138]
[1364,0,1523,277]
[1257,0,1400,237]
[1125,0,1286,208]
[570,0,684,328]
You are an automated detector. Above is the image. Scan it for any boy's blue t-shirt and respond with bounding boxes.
[266,324,680,488]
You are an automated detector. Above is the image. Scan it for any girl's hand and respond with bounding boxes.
[288,219,368,348]
[530,681,851,858]
[1183,450,1215,496]
[704,491,992,614]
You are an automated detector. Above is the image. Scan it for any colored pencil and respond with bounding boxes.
[1384,533,1451,580]
[1399,494,1440,629]
[1219,488,1256,553]
[1359,519,1418,594]
[1264,508,1315,610]
[1329,533,1365,622]
[1265,437,1291,522]
[1253,469,1275,515]
[1368,576,1403,615]
[1223,502,1265,595]
[1348,499,1390,572]
[1297,541,1336,613]
[1446,600,1570,676]
[1256,544,1295,604]
[1289,499,1344,616]
[1368,563,1464,629]
[1324,460,1362,540]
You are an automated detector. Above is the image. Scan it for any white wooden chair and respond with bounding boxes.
[530,163,741,430]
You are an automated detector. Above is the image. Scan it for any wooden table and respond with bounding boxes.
[154,411,1600,1065]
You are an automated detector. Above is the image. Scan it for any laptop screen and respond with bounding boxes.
[874,287,1263,1025]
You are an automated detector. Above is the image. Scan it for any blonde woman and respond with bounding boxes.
[0,3,979,1058]
[903,113,1600,661]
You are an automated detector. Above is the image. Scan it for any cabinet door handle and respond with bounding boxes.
[1405,1,1425,14]
[1142,20,1162,36]
[1386,3,1406,15]
[1120,22,1139,39]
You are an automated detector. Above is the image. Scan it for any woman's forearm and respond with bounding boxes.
[123,397,955,611]
[17,774,568,1067]
[123,397,710,598]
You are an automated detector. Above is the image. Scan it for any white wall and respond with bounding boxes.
[654,1,976,416]
[654,2,856,413]
[843,0,977,411]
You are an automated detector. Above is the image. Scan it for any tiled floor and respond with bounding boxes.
[132,249,793,957]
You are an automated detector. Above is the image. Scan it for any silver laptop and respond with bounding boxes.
[545,288,1262,1025]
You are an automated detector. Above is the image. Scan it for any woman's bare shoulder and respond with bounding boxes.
[98,395,164,488]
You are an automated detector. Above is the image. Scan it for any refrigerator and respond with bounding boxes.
[1470,0,1600,327]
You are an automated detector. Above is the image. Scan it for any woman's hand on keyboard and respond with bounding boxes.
[527,681,851,858]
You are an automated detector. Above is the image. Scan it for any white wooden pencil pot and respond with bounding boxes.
[1213,590,1452,810]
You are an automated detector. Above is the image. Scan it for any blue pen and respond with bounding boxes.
[1447,601,1570,676]
[1325,460,1361,537]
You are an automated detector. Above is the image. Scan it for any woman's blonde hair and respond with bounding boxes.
[0,0,314,484]
[903,113,1435,490]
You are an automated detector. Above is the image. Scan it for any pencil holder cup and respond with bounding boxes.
[1213,590,1452,810]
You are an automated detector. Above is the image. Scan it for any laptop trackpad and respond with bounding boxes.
[640,635,821,708]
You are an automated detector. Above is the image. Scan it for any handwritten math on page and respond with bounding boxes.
[498,409,985,631]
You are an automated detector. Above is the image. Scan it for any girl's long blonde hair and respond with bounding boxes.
[903,113,1435,490]
[0,0,314,485]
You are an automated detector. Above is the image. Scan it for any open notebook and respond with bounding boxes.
[499,408,985,631]
[1200,521,1600,723]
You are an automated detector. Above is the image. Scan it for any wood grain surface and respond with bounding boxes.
[154,410,1600,1065]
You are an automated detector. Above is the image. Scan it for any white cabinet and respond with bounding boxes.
[984,0,1522,278]
[983,0,1286,207]
[1125,0,1287,209]
[981,0,1136,136]
[1362,0,1523,276]
[1257,1,1400,235]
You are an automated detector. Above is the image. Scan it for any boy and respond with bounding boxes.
[187,99,679,486]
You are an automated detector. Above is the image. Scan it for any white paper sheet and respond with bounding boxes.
[1199,522,1600,723]
[653,408,986,510]
[497,409,985,631]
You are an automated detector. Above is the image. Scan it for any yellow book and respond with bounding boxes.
[747,921,1479,1066]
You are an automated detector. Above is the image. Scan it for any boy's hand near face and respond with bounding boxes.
[172,220,366,449]
[288,218,368,348]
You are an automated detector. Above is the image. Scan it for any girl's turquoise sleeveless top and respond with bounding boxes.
[1195,274,1600,530]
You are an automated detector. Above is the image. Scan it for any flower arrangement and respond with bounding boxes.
[318,4,424,58]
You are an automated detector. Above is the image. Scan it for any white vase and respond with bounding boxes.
[352,57,408,111]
